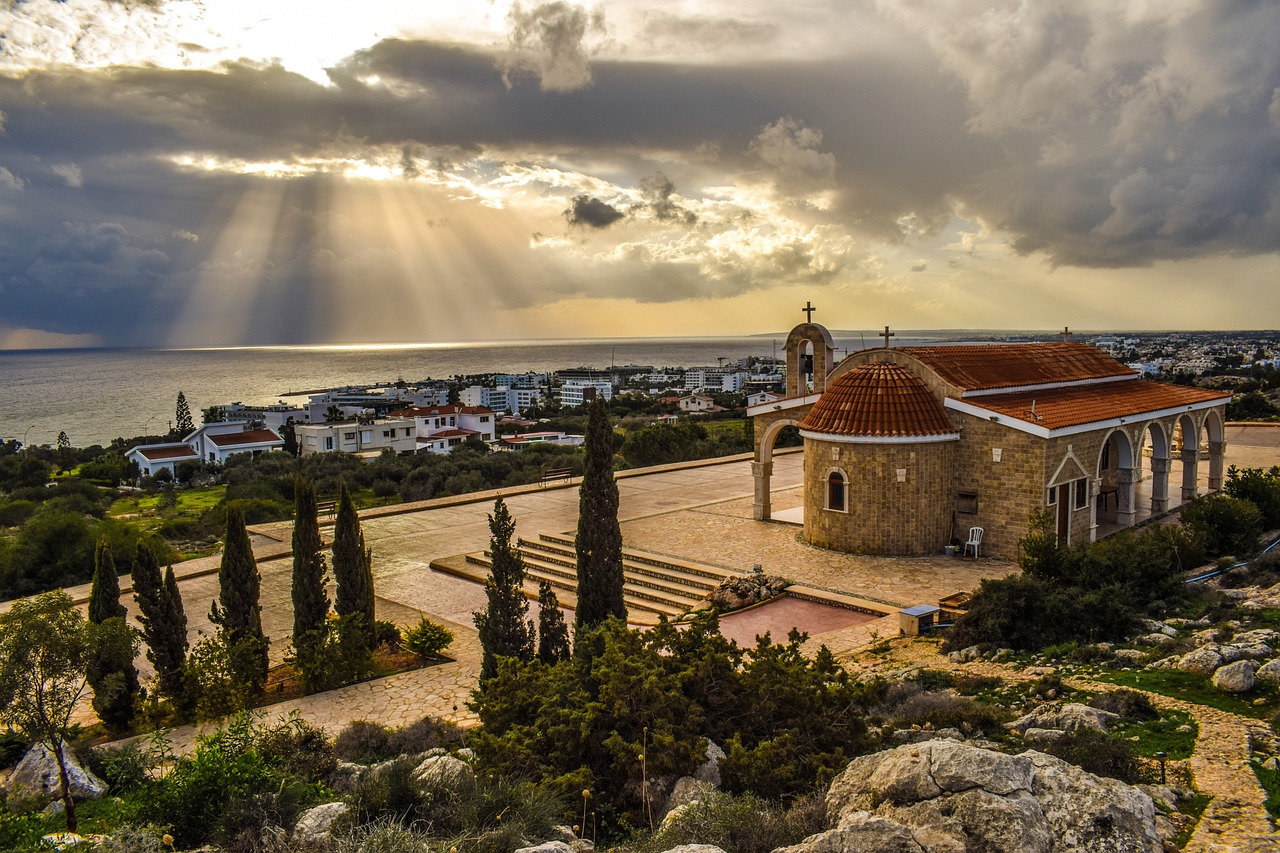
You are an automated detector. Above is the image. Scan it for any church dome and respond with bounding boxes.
[798,363,956,438]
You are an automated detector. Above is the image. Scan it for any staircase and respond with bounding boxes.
[457,533,745,625]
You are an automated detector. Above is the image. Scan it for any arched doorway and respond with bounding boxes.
[1097,428,1137,530]
[1205,409,1226,492]
[1138,421,1171,516]
[1177,413,1201,503]
[754,417,802,520]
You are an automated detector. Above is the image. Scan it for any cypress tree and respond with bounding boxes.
[575,397,626,629]
[211,505,268,690]
[86,540,138,733]
[175,391,194,435]
[536,580,571,664]
[88,540,126,623]
[132,545,187,699]
[332,478,375,643]
[291,475,329,644]
[473,498,535,680]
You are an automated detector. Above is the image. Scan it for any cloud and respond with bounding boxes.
[639,172,695,224]
[172,229,198,242]
[503,2,604,92]
[748,116,836,192]
[910,260,927,272]
[0,325,103,350]
[565,194,624,228]
[52,163,83,187]
[638,11,777,54]
[0,167,24,190]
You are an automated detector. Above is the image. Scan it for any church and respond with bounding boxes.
[747,316,1232,560]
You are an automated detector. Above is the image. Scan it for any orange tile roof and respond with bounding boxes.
[135,444,200,461]
[964,380,1230,430]
[799,363,956,438]
[207,429,283,447]
[900,343,1134,391]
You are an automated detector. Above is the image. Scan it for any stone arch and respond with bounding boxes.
[1177,413,1201,502]
[753,416,803,520]
[1205,408,1226,491]
[785,323,836,397]
[1097,428,1137,530]
[1138,420,1172,516]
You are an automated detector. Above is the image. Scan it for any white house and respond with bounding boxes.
[678,394,721,413]
[186,421,285,464]
[459,385,545,414]
[499,431,584,449]
[746,391,781,408]
[126,443,201,477]
[295,418,418,456]
[389,404,497,452]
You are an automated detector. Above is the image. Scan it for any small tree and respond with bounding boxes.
[86,540,139,733]
[537,580,571,663]
[175,391,194,435]
[332,478,375,645]
[211,505,268,692]
[575,396,626,630]
[0,591,91,831]
[133,545,188,700]
[292,475,330,644]
[473,497,535,679]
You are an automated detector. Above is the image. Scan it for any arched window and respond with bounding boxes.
[827,471,846,512]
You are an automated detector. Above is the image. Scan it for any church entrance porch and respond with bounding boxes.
[1095,451,1210,537]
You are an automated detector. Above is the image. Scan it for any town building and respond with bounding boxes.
[388,404,497,453]
[294,419,418,457]
[748,320,1231,559]
[498,431,585,449]
[559,380,613,407]
[126,420,284,475]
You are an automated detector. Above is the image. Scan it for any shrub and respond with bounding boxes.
[93,825,173,853]
[647,790,826,853]
[1045,728,1142,784]
[373,619,402,650]
[1181,494,1262,559]
[1224,466,1280,528]
[883,691,1009,737]
[402,617,454,659]
[90,741,157,793]
[1090,689,1159,721]
[387,716,463,757]
[257,717,337,783]
[334,720,394,764]
[347,755,431,826]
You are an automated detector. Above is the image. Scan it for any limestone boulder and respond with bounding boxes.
[412,754,475,790]
[663,777,715,817]
[1256,658,1280,683]
[1134,633,1175,648]
[1212,660,1257,693]
[948,788,1053,853]
[515,843,574,853]
[293,802,350,844]
[1024,751,1161,852]
[5,744,106,812]
[693,740,724,786]
[1177,646,1223,677]
[928,739,1034,796]
[781,813,925,853]
[1006,703,1119,735]
[655,846,728,853]
[1233,628,1278,646]
[1021,728,1067,749]
[1220,642,1272,662]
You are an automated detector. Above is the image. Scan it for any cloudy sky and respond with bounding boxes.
[1,0,1278,349]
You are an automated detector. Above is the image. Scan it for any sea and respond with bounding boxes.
[0,333,972,448]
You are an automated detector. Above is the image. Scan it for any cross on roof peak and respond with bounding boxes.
[880,325,895,348]
[802,301,816,322]
[1062,326,1071,343]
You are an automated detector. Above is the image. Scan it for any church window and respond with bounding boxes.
[1073,479,1088,509]
[957,492,979,514]
[827,471,847,512]
[1045,488,1057,506]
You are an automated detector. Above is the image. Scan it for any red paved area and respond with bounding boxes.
[717,596,878,647]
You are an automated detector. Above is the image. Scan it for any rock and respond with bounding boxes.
[779,813,925,853]
[515,843,575,853]
[1135,633,1175,648]
[328,761,366,792]
[293,802,350,843]
[38,833,93,851]
[1177,724,1194,734]
[1191,628,1221,645]
[412,754,475,790]
[455,747,476,762]
[1234,629,1279,645]
[948,645,984,663]
[1177,646,1223,677]
[1006,703,1119,735]
[1138,785,1180,811]
[656,846,729,853]
[1212,660,1257,693]
[1024,751,1162,852]
[1221,642,1273,662]
[5,744,106,812]
[664,776,714,815]
[819,742,1162,853]
[708,575,787,611]
[1142,654,1176,669]
[694,740,724,786]
[1257,659,1280,683]
[1021,728,1067,749]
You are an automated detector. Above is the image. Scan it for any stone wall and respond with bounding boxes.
[804,436,955,555]
[951,414,1046,560]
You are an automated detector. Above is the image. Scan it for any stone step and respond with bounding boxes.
[466,553,695,617]
[522,536,734,589]
[509,543,715,599]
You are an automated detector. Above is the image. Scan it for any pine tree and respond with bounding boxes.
[88,540,126,624]
[291,475,330,645]
[473,498,534,680]
[132,545,187,699]
[536,580,571,664]
[575,397,626,629]
[86,540,138,733]
[332,478,375,644]
[175,391,194,435]
[211,505,268,690]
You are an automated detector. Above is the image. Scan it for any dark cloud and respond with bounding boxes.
[639,172,695,224]
[564,194,624,228]
[503,2,604,92]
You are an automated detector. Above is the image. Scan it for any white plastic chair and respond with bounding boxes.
[963,527,983,558]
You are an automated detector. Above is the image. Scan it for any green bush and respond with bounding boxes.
[1045,728,1142,784]
[1224,465,1280,528]
[334,720,395,765]
[646,790,825,853]
[373,619,402,650]
[90,741,157,793]
[1089,689,1159,721]
[387,716,463,757]
[403,617,454,659]
[1181,494,1262,558]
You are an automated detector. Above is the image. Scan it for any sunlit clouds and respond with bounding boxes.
[0,0,1278,348]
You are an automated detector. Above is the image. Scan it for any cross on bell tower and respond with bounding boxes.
[802,301,816,323]
[879,325,895,349]
[1062,326,1071,343]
